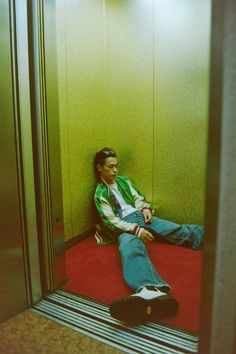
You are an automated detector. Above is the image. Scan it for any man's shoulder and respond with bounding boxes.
[94,182,107,198]
[116,175,133,187]
[95,181,106,192]
[115,175,130,183]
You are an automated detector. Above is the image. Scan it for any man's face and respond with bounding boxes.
[97,157,118,184]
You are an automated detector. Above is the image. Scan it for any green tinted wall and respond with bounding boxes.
[56,0,211,241]
[153,1,210,222]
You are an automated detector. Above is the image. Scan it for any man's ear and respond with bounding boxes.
[97,164,103,173]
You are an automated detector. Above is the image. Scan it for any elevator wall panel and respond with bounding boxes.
[103,0,154,199]
[57,0,106,239]
[57,0,154,240]
[153,0,211,223]
[56,0,210,240]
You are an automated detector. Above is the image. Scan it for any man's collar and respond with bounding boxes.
[100,177,109,186]
[100,177,116,187]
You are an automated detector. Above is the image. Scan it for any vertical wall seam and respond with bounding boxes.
[64,0,73,238]
[152,0,156,207]
[103,0,106,62]
[103,0,110,127]
[103,0,107,125]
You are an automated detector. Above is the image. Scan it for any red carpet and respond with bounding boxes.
[63,237,202,333]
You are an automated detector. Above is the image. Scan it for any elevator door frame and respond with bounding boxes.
[0,0,30,322]
[26,0,66,295]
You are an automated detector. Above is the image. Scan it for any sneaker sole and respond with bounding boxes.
[109,294,179,325]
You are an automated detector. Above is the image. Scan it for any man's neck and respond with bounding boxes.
[100,177,116,186]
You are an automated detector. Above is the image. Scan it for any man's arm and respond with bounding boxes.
[95,195,144,237]
[97,196,154,243]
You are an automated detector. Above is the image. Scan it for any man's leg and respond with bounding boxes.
[109,232,178,325]
[118,232,170,292]
[147,216,204,250]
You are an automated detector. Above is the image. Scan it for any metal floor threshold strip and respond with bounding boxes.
[32,290,198,354]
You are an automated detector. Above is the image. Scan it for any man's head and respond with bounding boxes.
[94,147,118,184]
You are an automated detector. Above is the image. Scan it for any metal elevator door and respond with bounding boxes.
[0,0,28,322]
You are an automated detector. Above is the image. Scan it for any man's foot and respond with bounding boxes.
[109,286,179,325]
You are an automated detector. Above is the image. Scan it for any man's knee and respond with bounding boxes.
[118,233,144,253]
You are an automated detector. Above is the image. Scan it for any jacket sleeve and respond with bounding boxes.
[126,179,151,212]
[95,194,144,237]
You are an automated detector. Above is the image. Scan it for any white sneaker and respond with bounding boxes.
[132,286,167,300]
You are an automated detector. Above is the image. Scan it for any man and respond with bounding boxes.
[94,147,204,325]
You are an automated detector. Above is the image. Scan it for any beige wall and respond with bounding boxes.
[56,0,211,241]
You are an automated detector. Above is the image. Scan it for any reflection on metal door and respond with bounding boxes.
[28,0,66,291]
[0,0,27,322]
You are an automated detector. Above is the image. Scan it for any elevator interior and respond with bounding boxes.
[1,1,236,354]
[54,0,210,331]
[1,0,211,331]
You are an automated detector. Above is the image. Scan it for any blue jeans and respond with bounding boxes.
[118,211,204,292]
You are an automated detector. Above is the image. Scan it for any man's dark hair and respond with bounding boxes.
[94,147,117,179]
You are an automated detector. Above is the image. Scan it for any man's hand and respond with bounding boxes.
[143,210,153,224]
[140,229,154,244]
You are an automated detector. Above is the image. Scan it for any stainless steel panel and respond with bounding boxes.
[14,0,42,303]
[0,0,27,322]
[199,1,236,353]
[43,0,66,288]
[28,0,66,291]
